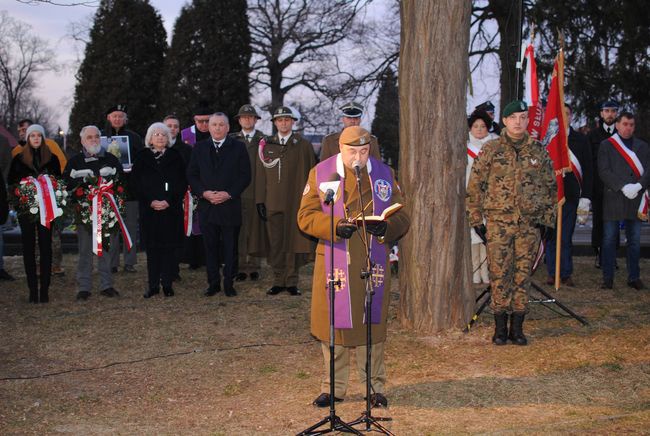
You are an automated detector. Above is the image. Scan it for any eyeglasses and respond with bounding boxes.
[195,119,209,124]
[152,132,167,137]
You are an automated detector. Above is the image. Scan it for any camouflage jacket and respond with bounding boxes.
[466,130,556,227]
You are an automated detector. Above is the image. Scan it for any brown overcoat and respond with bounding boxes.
[320,131,381,161]
[255,132,316,254]
[298,160,410,346]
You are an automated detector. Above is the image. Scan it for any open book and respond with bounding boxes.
[350,203,403,224]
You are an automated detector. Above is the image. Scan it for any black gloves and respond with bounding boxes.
[365,221,387,237]
[336,221,357,239]
[473,225,487,244]
[256,203,267,221]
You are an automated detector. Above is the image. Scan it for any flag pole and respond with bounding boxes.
[554,203,562,290]
[554,40,567,292]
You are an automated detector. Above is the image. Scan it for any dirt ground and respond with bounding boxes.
[1,254,649,435]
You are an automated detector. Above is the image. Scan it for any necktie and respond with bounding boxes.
[281,138,286,145]
[214,141,221,149]
[245,135,251,142]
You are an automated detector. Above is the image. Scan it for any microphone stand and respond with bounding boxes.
[297,190,361,436]
[346,165,394,435]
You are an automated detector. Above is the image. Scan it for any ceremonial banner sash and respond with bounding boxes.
[24,175,62,229]
[316,155,391,328]
[569,149,583,190]
[467,144,480,159]
[183,187,193,236]
[608,134,650,220]
[91,176,133,256]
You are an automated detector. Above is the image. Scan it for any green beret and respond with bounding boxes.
[502,100,528,117]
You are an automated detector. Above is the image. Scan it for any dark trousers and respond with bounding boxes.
[19,219,52,296]
[545,200,578,278]
[202,222,237,291]
[182,234,205,267]
[146,246,175,290]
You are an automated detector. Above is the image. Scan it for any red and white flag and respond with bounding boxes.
[521,39,543,139]
[540,49,571,204]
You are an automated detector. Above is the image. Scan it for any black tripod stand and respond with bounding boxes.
[297,187,361,436]
[345,164,394,435]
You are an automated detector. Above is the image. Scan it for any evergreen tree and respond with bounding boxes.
[372,68,399,169]
[160,0,251,129]
[69,0,167,144]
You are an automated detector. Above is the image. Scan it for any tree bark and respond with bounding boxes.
[398,0,474,332]
[492,0,523,113]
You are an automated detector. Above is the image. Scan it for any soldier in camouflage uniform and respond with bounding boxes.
[466,100,556,346]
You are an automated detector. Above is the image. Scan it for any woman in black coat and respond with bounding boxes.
[7,124,61,303]
[132,122,187,298]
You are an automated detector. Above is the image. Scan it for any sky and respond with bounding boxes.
[3,0,496,134]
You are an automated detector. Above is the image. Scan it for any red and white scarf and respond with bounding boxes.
[24,175,62,229]
[608,133,649,220]
[91,177,133,256]
[569,149,582,190]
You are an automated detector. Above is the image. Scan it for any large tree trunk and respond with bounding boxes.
[492,0,523,113]
[398,0,474,332]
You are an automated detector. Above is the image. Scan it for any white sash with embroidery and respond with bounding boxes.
[609,133,649,220]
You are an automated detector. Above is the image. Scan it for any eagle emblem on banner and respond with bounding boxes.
[373,179,392,202]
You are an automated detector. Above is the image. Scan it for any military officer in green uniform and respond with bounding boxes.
[298,126,410,408]
[230,104,266,281]
[254,106,316,295]
[319,102,381,161]
[466,100,556,346]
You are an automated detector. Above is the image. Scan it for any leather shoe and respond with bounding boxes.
[561,276,575,287]
[111,267,118,273]
[225,287,237,297]
[76,291,91,301]
[163,287,175,297]
[100,287,119,297]
[601,279,613,289]
[369,393,388,408]
[0,269,15,281]
[234,272,247,281]
[287,286,301,296]
[249,271,260,281]
[204,287,221,297]
[123,265,137,273]
[313,393,343,408]
[144,287,159,298]
[267,286,285,295]
[627,279,645,290]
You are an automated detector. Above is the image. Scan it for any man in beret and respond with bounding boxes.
[588,100,620,268]
[229,104,267,282]
[320,102,381,161]
[475,101,501,134]
[298,126,410,408]
[254,106,316,296]
[103,104,144,274]
[467,100,556,346]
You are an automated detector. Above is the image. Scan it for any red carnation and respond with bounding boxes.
[75,187,84,197]
[14,188,20,196]
[117,186,124,193]
[51,179,58,189]
[20,196,28,204]
[87,193,93,201]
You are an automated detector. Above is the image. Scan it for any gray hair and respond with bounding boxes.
[79,125,101,138]
[144,122,172,148]
[209,112,229,124]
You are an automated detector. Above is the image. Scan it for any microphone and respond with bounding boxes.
[352,160,361,182]
[324,173,339,205]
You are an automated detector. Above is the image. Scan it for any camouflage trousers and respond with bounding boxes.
[486,218,540,314]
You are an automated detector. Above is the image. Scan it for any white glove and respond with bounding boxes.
[576,198,591,225]
[69,169,93,179]
[622,183,642,199]
[99,166,117,177]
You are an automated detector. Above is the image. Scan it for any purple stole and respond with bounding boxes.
[181,126,196,145]
[181,125,201,234]
[316,155,393,329]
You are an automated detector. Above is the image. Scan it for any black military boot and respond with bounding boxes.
[39,287,49,303]
[28,286,38,304]
[492,313,508,345]
[508,312,528,346]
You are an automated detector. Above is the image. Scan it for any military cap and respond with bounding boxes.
[475,101,495,113]
[105,104,127,116]
[235,104,260,119]
[340,101,364,118]
[502,100,528,117]
[600,100,620,110]
[339,126,371,146]
[467,110,493,129]
[272,106,298,120]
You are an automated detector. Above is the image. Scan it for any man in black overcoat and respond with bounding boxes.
[187,113,251,297]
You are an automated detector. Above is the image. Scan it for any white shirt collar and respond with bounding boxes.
[278,133,292,143]
[335,153,372,178]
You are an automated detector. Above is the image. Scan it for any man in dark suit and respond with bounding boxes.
[598,112,650,290]
[588,100,619,268]
[545,104,592,286]
[187,113,251,297]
